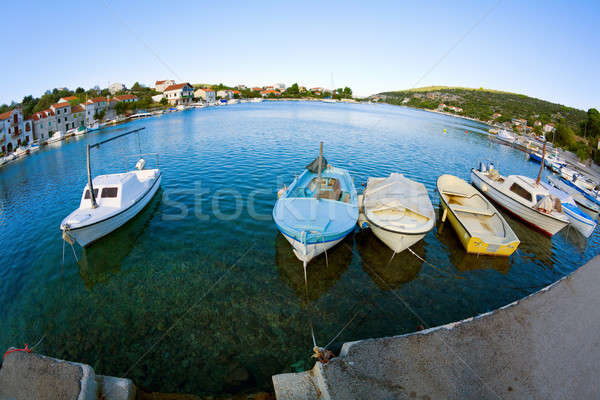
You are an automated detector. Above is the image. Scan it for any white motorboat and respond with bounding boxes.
[250,98,263,103]
[60,127,161,247]
[540,182,596,237]
[273,143,358,269]
[497,129,516,144]
[358,173,435,253]
[28,143,40,153]
[228,99,240,104]
[87,121,101,132]
[471,163,569,236]
[46,131,64,144]
[14,146,29,158]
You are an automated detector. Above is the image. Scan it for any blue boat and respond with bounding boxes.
[528,152,543,163]
[273,144,358,270]
[541,182,596,237]
[560,175,600,208]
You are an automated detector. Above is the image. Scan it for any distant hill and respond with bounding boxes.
[377,87,587,132]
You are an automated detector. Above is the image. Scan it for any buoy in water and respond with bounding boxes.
[443,128,447,133]
[465,130,468,134]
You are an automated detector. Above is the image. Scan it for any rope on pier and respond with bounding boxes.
[3,344,31,360]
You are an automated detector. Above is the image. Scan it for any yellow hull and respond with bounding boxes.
[441,202,518,257]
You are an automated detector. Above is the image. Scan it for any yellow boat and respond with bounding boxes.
[437,174,520,256]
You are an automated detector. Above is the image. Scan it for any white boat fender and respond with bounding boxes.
[136,158,146,170]
[481,183,488,192]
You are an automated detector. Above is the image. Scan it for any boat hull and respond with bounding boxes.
[369,223,426,253]
[63,175,162,246]
[281,231,347,264]
[471,170,568,236]
[563,204,596,238]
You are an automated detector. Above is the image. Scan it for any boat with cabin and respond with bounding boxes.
[358,173,435,254]
[273,143,358,271]
[540,181,596,237]
[438,174,519,256]
[497,129,516,144]
[471,162,569,236]
[547,176,600,220]
[60,128,161,247]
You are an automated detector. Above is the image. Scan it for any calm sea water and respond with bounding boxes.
[1,101,597,395]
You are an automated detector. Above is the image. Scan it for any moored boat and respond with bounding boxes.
[46,130,64,144]
[60,128,161,247]
[273,143,358,270]
[438,174,519,256]
[497,129,516,144]
[540,181,596,237]
[471,163,569,236]
[358,173,435,253]
[547,176,600,220]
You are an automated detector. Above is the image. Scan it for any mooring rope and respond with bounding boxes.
[407,247,464,279]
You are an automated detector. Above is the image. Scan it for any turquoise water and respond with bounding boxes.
[1,102,598,395]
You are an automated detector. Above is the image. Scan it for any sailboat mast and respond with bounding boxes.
[87,144,98,208]
[536,140,546,185]
[317,142,323,200]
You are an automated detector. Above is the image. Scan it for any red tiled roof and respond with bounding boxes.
[233,90,241,94]
[155,80,172,85]
[164,83,191,91]
[86,97,108,104]
[251,87,262,91]
[60,96,78,101]
[114,94,137,101]
[0,110,12,120]
[261,90,281,94]
[71,104,84,112]
[52,102,70,109]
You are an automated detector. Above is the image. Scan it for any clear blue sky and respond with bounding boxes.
[2,0,598,109]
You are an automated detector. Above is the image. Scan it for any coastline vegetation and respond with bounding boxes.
[379,87,600,162]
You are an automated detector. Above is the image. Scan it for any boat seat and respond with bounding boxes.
[451,205,494,216]
[442,190,469,198]
[316,178,342,201]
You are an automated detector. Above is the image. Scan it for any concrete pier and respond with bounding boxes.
[0,351,135,400]
[273,255,600,399]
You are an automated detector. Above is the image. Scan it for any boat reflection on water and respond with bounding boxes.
[436,216,511,274]
[275,233,352,302]
[77,191,162,290]
[355,230,424,290]
[560,226,589,252]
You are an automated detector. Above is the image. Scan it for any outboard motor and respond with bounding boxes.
[479,161,487,172]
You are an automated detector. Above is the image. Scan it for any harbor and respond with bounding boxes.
[1,101,599,397]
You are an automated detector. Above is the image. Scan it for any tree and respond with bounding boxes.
[131,82,143,91]
[343,87,352,98]
[554,119,576,149]
[585,108,600,138]
[114,101,128,115]
[160,97,168,105]
[75,87,85,94]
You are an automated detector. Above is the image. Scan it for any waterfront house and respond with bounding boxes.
[260,90,281,98]
[275,83,286,91]
[299,86,307,93]
[0,107,28,153]
[236,85,247,90]
[164,83,194,105]
[155,80,175,93]
[310,87,324,93]
[113,94,138,103]
[50,102,77,132]
[84,97,110,125]
[217,90,234,99]
[109,82,126,94]
[31,109,56,141]
[251,87,262,92]
[152,94,164,103]
[194,88,216,103]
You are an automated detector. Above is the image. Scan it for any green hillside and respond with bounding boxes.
[378,87,586,130]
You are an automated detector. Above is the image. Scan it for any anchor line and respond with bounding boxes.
[407,247,464,280]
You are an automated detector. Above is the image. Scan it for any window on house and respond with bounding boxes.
[101,187,118,198]
[57,110,60,114]
[509,183,532,202]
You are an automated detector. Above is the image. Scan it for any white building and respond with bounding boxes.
[84,97,110,125]
[50,102,76,132]
[154,80,175,93]
[275,83,286,91]
[31,109,56,141]
[164,83,194,105]
[109,82,126,94]
[152,94,164,103]
[217,90,233,99]
[194,88,216,103]
[543,123,556,133]
[0,107,29,153]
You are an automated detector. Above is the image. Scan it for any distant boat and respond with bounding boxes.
[358,173,435,254]
[497,129,516,144]
[250,98,263,103]
[87,121,101,132]
[228,99,240,104]
[471,162,569,236]
[438,174,519,256]
[46,131,65,144]
[540,181,596,237]
[560,174,600,209]
[60,128,161,247]
[14,146,29,158]
[273,143,358,270]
